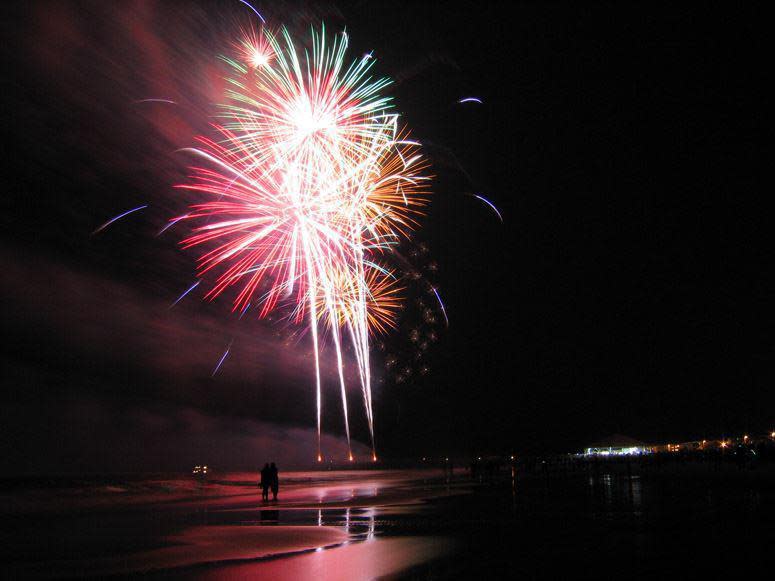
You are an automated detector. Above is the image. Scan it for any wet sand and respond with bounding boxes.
[13,526,349,578]
[168,537,453,581]
[2,469,464,578]
[3,465,773,579]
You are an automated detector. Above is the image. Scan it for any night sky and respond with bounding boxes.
[2,1,770,475]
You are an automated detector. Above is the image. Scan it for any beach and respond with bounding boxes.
[2,464,774,579]
[1,469,462,578]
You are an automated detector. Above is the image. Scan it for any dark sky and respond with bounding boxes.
[2,1,770,474]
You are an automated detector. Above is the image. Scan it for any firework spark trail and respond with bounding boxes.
[174,25,429,460]
[93,205,148,235]
[170,280,201,308]
[157,213,190,236]
[458,97,483,104]
[473,194,503,223]
[302,232,324,462]
[432,287,449,327]
[235,0,265,24]
[238,302,252,319]
[330,321,352,460]
[211,340,233,376]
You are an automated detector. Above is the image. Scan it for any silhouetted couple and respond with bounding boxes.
[260,462,279,501]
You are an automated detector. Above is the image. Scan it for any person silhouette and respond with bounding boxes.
[260,463,270,501]
[269,462,279,500]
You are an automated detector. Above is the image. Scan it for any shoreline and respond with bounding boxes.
[2,469,465,578]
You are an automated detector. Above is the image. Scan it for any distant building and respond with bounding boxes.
[584,434,651,456]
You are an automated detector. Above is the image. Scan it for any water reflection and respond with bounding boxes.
[353,507,376,541]
[602,473,613,507]
[630,476,642,511]
[183,537,451,580]
[587,471,643,517]
[511,466,517,513]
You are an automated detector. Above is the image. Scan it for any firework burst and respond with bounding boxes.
[172,24,429,460]
[314,263,404,336]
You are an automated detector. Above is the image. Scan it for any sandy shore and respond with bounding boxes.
[3,469,464,578]
[0,469,464,514]
[170,536,454,581]
[15,526,349,578]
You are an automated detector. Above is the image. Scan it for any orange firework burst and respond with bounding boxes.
[313,264,404,336]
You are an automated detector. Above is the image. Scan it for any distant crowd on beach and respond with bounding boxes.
[260,462,279,501]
